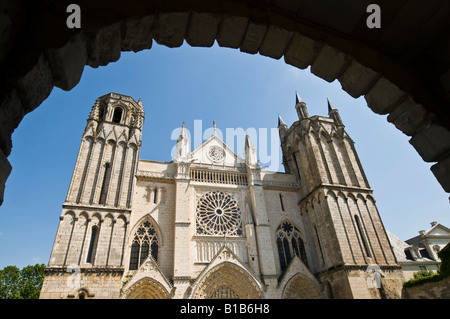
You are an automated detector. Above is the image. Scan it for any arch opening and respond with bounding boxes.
[0,3,449,210]
[123,278,170,299]
[192,262,262,299]
[282,274,323,299]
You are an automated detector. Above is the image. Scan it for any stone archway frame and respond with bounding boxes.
[282,273,323,299]
[121,276,171,299]
[189,246,264,299]
[1,1,449,207]
[278,255,324,299]
[120,255,173,299]
[67,287,95,299]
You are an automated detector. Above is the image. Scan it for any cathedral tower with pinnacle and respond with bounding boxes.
[40,92,404,299]
[278,92,402,298]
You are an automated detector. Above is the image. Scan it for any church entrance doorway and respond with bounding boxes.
[191,262,262,299]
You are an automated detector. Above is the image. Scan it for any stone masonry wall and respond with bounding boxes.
[40,271,123,299]
[403,276,450,299]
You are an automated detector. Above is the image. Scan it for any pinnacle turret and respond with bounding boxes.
[327,98,336,113]
[327,98,344,127]
[244,132,258,167]
[278,114,288,140]
[176,121,190,160]
[295,91,309,120]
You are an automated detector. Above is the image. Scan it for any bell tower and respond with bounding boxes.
[65,93,144,209]
[42,93,145,298]
[278,93,403,299]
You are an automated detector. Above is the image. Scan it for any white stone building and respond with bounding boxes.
[40,92,404,299]
[388,222,450,281]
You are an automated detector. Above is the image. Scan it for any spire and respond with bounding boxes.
[213,120,217,135]
[177,121,187,142]
[295,91,303,105]
[244,131,258,167]
[278,114,287,128]
[327,98,344,127]
[294,91,309,120]
[245,131,253,148]
[176,121,190,160]
[278,114,288,140]
[327,98,335,114]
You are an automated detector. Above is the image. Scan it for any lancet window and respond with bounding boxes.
[129,219,159,270]
[276,221,308,271]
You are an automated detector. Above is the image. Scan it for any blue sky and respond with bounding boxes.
[0,42,448,268]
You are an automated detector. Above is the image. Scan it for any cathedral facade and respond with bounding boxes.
[40,92,404,299]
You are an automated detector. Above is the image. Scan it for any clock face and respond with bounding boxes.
[208,146,224,163]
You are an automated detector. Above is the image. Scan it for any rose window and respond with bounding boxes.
[196,191,243,236]
[207,146,224,163]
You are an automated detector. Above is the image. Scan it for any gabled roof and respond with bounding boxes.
[406,223,450,247]
[189,130,245,166]
[423,223,450,237]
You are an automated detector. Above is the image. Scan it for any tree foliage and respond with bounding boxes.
[0,264,46,299]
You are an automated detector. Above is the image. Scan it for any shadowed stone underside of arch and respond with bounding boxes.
[1,0,449,207]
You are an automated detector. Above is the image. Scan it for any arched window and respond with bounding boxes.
[276,222,308,272]
[292,152,301,180]
[314,225,325,265]
[98,107,105,121]
[129,220,159,270]
[112,107,123,123]
[354,215,371,257]
[98,163,111,204]
[86,226,99,263]
[279,193,285,211]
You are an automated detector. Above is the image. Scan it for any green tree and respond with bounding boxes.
[0,264,46,299]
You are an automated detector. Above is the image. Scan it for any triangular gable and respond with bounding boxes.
[278,255,319,288]
[189,134,244,166]
[424,223,450,237]
[193,245,263,288]
[121,255,173,296]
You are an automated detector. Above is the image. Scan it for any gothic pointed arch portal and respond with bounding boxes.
[191,262,263,299]
[282,274,323,299]
[122,277,170,299]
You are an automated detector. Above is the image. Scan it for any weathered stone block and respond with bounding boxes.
[46,32,88,91]
[16,53,54,112]
[311,44,351,83]
[121,15,154,52]
[0,148,12,206]
[216,15,249,49]
[153,11,190,48]
[0,89,23,156]
[365,77,405,115]
[239,22,267,54]
[259,25,293,60]
[387,95,429,136]
[338,59,379,98]
[86,22,122,68]
[431,155,450,193]
[284,33,323,70]
[410,121,450,162]
[186,11,221,47]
